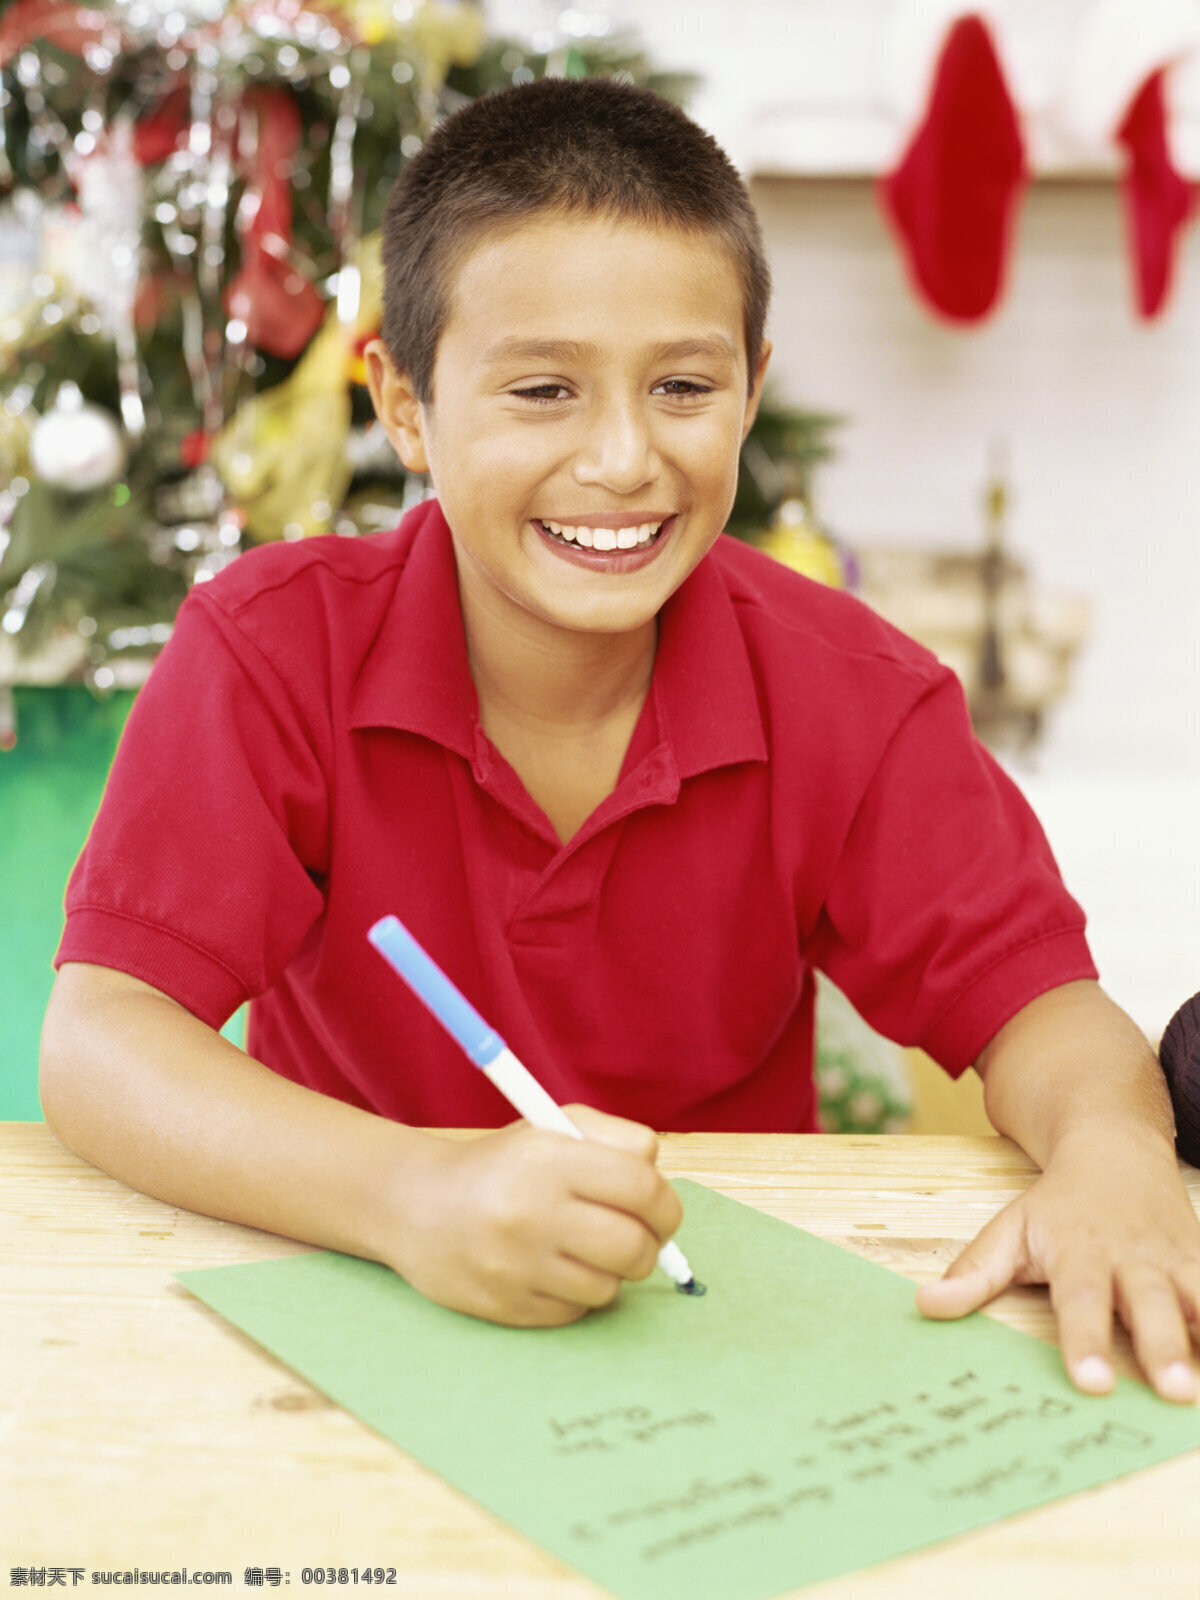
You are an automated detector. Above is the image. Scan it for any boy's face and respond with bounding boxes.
[368,211,770,642]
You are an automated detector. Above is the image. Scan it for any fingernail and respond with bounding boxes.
[1073,1356,1114,1393]
[1157,1363,1198,1403]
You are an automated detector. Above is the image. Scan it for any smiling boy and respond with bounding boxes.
[42,79,1199,1401]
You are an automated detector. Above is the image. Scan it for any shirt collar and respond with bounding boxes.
[652,536,768,778]
[349,499,479,758]
[350,501,767,777]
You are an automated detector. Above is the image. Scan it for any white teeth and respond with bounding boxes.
[541,518,665,551]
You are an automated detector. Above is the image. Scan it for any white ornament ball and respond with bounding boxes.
[30,396,127,492]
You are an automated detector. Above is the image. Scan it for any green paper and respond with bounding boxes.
[177,1180,1200,1600]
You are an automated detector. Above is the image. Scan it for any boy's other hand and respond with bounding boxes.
[916,1127,1200,1404]
[378,1107,683,1327]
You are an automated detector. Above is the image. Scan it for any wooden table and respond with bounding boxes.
[4,1123,1198,1597]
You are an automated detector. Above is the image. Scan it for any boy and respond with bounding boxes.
[42,79,1199,1401]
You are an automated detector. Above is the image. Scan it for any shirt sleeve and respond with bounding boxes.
[805,668,1098,1074]
[55,589,329,1027]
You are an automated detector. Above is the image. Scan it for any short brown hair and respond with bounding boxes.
[381,76,771,402]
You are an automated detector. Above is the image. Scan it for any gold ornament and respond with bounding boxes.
[412,0,487,85]
[753,498,845,588]
[211,235,384,542]
[322,0,485,79]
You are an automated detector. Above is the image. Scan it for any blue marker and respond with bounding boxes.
[368,914,701,1295]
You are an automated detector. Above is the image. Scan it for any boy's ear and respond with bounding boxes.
[364,339,429,474]
[741,340,773,443]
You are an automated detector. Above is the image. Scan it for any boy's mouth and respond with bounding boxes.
[537,516,668,552]
[532,515,676,574]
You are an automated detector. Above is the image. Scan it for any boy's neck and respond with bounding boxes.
[460,580,657,735]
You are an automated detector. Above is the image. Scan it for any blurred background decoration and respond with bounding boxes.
[853,449,1091,757]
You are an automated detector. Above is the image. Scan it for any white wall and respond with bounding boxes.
[752,175,1200,778]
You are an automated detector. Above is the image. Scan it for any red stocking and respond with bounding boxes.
[1116,68,1197,317]
[879,14,1027,322]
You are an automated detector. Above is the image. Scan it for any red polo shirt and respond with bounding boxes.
[57,499,1096,1131]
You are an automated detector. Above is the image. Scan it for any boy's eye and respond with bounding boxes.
[653,378,715,399]
[509,383,572,404]
[507,377,716,405]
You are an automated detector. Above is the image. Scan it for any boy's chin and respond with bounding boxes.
[537,589,667,638]
[535,559,697,635]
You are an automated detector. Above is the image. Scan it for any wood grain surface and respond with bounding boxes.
[3,1123,1197,1598]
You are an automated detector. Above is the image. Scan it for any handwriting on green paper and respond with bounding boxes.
[557,1367,1162,1571]
[549,1403,717,1453]
[177,1179,1200,1600]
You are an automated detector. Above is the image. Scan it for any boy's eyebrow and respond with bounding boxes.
[480,338,595,367]
[479,335,740,368]
[648,335,740,366]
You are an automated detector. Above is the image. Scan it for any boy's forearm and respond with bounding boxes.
[974,979,1176,1167]
[40,963,443,1266]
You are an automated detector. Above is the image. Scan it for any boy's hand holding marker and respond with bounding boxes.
[381,1108,682,1327]
[367,913,694,1324]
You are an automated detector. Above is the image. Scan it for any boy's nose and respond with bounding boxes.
[571,398,660,495]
